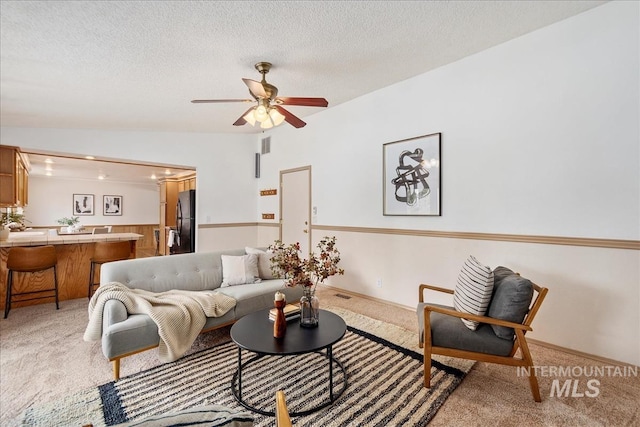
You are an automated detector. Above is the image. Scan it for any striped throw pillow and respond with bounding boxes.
[453,255,494,330]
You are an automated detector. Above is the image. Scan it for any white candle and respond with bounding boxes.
[275,291,285,301]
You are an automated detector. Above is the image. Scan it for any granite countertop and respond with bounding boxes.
[0,231,143,247]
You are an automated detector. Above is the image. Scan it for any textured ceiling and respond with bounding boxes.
[1,0,607,136]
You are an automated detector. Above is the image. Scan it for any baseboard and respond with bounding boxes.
[526,338,638,368]
[323,285,639,369]
[322,285,416,313]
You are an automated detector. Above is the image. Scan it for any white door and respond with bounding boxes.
[280,166,311,256]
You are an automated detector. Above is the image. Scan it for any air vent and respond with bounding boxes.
[335,293,352,300]
[261,136,271,155]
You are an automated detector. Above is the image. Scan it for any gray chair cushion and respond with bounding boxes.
[487,267,534,340]
[417,303,514,356]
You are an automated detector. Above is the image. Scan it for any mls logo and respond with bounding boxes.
[550,379,600,398]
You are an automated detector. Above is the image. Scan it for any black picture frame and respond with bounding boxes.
[383,133,441,216]
[73,194,94,216]
[103,195,123,216]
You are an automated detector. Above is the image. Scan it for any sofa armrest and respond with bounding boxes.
[103,299,128,330]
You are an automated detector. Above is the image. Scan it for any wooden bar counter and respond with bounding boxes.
[0,231,142,311]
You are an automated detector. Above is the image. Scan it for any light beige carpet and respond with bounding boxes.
[1,288,639,426]
[20,307,472,426]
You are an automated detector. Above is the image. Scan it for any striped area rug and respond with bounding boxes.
[21,309,474,427]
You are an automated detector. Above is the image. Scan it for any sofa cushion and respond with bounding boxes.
[487,267,534,340]
[245,247,277,280]
[221,254,260,287]
[453,255,494,331]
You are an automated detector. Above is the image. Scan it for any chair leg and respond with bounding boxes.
[423,344,432,388]
[516,330,541,402]
[53,265,60,310]
[88,261,95,299]
[422,307,433,388]
[4,271,13,319]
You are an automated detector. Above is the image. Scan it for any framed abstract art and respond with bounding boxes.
[383,133,441,216]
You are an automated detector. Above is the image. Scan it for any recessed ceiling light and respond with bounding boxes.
[85,156,95,160]
[98,174,105,180]
[165,169,171,175]
[150,174,157,180]
[45,171,52,176]
[44,158,53,164]
[45,165,53,171]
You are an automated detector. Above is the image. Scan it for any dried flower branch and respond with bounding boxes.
[269,236,345,293]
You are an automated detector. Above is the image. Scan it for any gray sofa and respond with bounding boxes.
[98,248,303,380]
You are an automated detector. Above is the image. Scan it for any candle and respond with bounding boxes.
[275,291,285,301]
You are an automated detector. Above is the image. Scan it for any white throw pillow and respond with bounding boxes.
[245,247,276,280]
[221,254,261,287]
[453,255,494,330]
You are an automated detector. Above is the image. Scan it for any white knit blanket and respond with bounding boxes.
[84,282,237,362]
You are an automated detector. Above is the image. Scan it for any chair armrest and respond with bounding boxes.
[423,304,533,332]
[419,283,454,302]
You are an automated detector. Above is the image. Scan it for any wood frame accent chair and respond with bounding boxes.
[417,273,548,402]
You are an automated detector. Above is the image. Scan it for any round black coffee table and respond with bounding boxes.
[230,308,347,416]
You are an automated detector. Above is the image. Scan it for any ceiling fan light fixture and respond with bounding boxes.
[243,109,257,126]
[269,108,285,126]
[254,104,269,122]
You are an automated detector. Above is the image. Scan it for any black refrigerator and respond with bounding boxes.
[171,189,195,254]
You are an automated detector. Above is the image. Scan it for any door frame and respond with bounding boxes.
[279,165,312,253]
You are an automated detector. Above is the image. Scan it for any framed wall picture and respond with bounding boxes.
[73,194,94,216]
[103,195,123,216]
[383,133,441,216]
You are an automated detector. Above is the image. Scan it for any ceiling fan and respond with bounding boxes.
[191,62,328,129]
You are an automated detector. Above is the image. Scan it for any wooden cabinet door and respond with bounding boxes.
[0,146,27,207]
[0,147,15,206]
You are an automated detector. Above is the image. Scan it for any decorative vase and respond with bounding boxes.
[299,287,319,328]
[273,299,287,339]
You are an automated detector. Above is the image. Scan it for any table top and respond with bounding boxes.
[0,231,143,248]
[231,309,346,356]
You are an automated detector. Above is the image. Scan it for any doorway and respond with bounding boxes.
[280,166,311,256]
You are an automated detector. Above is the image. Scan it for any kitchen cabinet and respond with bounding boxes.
[0,145,29,207]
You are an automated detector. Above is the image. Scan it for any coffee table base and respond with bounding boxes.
[230,348,348,417]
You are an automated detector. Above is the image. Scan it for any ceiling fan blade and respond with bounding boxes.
[191,99,253,103]
[275,97,328,107]
[274,105,306,128]
[242,78,268,99]
[233,107,255,126]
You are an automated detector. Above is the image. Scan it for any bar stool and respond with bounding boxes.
[4,245,59,319]
[88,241,132,299]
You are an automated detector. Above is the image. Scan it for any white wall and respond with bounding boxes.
[263,1,639,241]
[0,129,259,249]
[25,175,159,226]
[256,1,640,364]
